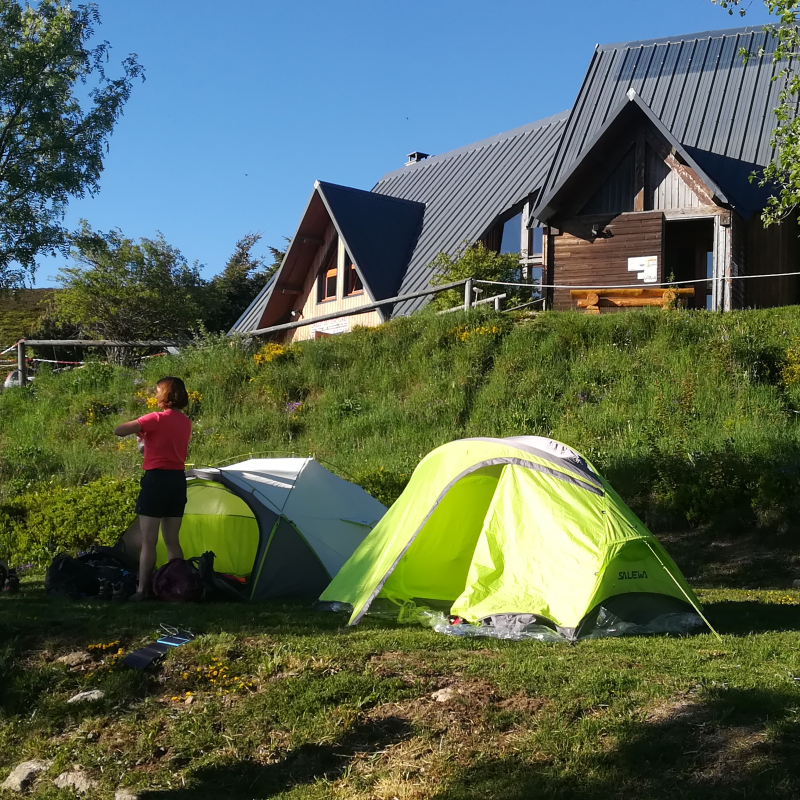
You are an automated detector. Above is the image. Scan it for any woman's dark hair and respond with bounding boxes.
[155,376,189,410]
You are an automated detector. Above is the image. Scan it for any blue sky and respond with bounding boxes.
[34,0,774,286]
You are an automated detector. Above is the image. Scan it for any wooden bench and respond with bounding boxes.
[569,287,695,314]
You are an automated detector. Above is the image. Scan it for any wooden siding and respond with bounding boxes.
[552,212,664,311]
[286,224,383,342]
[646,144,702,210]
[581,147,635,215]
[744,212,800,308]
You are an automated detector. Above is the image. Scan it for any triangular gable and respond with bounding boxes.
[230,182,424,334]
[536,26,787,225]
[317,182,425,305]
[534,91,727,222]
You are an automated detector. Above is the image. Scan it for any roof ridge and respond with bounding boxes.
[374,110,570,185]
[316,180,425,208]
[597,24,772,52]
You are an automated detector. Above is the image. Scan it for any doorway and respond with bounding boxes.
[663,219,715,310]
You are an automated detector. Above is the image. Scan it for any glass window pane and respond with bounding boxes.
[500,213,522,254]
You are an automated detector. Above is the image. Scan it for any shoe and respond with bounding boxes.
[128,591,150,603]
[97,578,112,601]
[111,581,127,603]
[2,569,20,595]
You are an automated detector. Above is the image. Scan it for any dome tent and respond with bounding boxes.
[319,437,710,640]
[119,458,387,600]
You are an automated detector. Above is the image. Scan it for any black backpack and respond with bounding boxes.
[45,547,137,600]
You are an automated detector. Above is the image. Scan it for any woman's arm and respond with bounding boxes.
[114,420,142,437]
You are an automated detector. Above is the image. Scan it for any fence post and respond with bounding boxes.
[464,278,473,311]
[17,340,26,387]
[494,295,501,311]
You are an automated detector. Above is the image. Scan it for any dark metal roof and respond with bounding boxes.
[317,181,425,304]
[373,111,569,315]
[229,182,424,333]
[537,26,790,220]
[228,273,277,334]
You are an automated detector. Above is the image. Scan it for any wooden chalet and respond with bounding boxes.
[533,26,797,313]
[232,25,798,336]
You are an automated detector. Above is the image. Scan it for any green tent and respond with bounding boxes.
[320,437,709,640]
[118,457,386,601]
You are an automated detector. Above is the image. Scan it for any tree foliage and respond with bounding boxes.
[714,1,800,225]
[428,242,527,310]
[53,224,205,346]
[202,233,284,333]
[0,1,143,289]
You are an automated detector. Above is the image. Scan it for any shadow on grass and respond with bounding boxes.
[704,600,800,636]
[0,580,353,655]
[431,687,800,800]
[138,716,412,800]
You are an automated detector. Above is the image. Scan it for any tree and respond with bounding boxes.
[53,224,205,353]
[714,1,800,225]
[202,233,285,333]
[0,1,143,289]
[428,242,529,311]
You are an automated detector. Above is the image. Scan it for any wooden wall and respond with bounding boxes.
[550,211,664,311]
[284,222,382,342]
[744,212,800,308]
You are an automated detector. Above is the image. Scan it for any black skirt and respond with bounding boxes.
[135,469,188,518]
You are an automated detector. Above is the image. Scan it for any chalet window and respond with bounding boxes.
[500,213,523,253]
[345,253,363,295]
[317,248,338,303]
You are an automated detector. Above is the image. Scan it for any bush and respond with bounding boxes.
[0,477,138,566]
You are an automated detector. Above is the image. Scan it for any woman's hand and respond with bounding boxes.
[114,420,142,437]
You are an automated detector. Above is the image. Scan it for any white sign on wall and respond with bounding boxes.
[627,255,658,283]
[310,317,351,336]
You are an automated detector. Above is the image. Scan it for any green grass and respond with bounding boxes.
[2,580,800,798]
[3,307,800,796]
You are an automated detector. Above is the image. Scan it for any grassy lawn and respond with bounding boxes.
[2,580,800,799]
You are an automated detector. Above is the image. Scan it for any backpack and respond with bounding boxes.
[45,548,137,600]
[152,558,205,603]
[193,551,246,602]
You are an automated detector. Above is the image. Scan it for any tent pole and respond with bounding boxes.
[644,541,721,640]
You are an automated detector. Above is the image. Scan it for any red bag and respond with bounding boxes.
[152,558,204,602]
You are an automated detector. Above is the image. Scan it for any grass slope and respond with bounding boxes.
[1,581,800,799]
[2,306,800,575]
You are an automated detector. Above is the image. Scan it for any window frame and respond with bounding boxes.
[344,254,363,296]
[316,248,338,304]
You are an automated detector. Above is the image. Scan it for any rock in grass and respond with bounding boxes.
[67,689,105,704]
[115,790,139,800]
[56,651,92,668]
[2,760,51,792]
[53,770,97,794]
[431,687,455,703]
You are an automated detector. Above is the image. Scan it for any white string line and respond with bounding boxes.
[475,269,800,291]
[0,343,17,355]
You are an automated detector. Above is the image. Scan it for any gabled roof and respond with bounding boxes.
[229,182,424,334]
[537,26,789,221]
[373,111,568,315]
[319,181,425,303]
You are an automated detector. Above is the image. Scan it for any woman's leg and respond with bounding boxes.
[137,515,161,595]
[160,517,184,562]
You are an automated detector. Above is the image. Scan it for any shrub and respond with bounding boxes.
[0,477,138,566]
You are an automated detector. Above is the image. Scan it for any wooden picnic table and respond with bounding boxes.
[569,287,695,314]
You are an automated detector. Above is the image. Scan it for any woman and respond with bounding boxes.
[114,376,192,601]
